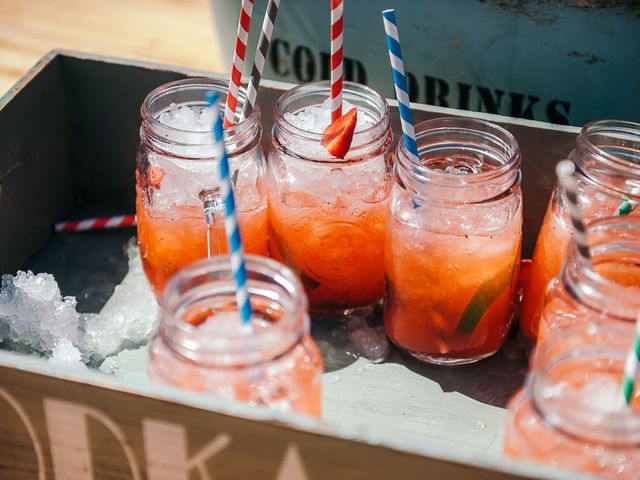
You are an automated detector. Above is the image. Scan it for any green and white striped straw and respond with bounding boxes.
[617,187,640,216]
[620,313,640,407]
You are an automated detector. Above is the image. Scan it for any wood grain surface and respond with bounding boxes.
[0,0,223,95]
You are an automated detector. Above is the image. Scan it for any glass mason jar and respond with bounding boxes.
[268,81,393,317]
[148,255,323,417]
[136,78,268,300]
[538,216,640,343]
[384,117,523,365]
[520,120,640,341]
[505,324,640,478]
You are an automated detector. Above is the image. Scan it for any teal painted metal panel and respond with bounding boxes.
[212,0,640,126]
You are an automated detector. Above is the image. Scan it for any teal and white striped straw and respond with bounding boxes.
[620,313,640,407]
[206,91,253,324]
[381,8,419,163]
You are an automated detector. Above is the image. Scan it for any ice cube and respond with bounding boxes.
[0,271,82,354]
[49,338,86,369]
[83,244,159,360]
[348,326,389,363]
[157,104,213,133]
[575,376,621,414]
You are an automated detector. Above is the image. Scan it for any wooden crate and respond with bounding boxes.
[0,51,590,479]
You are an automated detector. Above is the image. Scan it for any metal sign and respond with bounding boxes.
[213,0,640,126]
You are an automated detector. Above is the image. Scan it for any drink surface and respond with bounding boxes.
[148,297,322,417]
[268,99,390,314]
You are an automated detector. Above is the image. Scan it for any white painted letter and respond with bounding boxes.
[0,388,46,479]
[142,419,230,480]
[275,445,308,480]
[44,398,141,480]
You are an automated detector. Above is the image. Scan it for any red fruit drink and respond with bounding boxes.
[136,78,268,300]
[268,81,393,316]
[384,117,523,365]
[505,324,640,478]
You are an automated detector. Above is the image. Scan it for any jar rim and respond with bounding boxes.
[395,117,521,204]
[140,77,260,147]
[397,116,520,179]
[577,119,640,175]
[274,80,389,140]
[272,80,391,163]
[160,255,307,362]
[564,216,640,317]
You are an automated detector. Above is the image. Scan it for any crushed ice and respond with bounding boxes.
[284,98,375,134]
[157,103,215,132]
[0,242,159,369]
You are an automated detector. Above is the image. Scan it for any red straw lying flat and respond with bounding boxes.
[224,0,255,127]
[54,215,136,233]
[330,0,344,122]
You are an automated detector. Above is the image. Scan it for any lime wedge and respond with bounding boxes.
[457,267,514,333]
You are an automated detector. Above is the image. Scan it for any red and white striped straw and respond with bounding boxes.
[330,0,344,122]
[54,215,136,233]
[223,0,255,128]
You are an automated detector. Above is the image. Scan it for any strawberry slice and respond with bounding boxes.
[321,108,358,159]
[147,165,165,189]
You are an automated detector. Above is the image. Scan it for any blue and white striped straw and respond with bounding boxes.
[206,91,253,324]
[382,8,419,164]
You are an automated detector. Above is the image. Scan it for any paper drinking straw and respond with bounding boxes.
[620,314,640,407]
[555,160,592,262]
[381,8,419,164]
[206,91,253,324]
[54,215,136,233]
[240,0,280,121]
[617,187,640,216]
[224,0,255,128]
[330,0,344,122]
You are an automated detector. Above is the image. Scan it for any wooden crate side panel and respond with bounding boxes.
[0,364,548,480]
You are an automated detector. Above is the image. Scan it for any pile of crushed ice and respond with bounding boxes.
[0,244,158,370]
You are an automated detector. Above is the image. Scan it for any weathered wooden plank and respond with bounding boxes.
[0,352,585,480]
